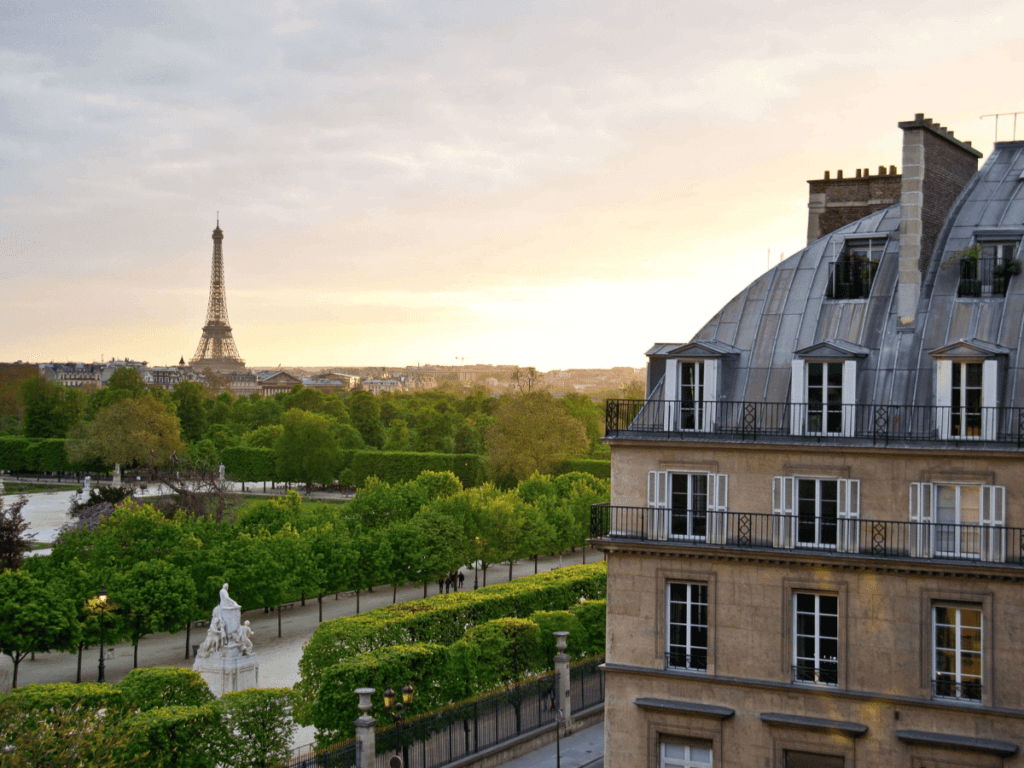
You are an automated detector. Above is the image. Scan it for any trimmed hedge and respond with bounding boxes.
[119,667,214,712]
[0,436,32,472]
[342,451,486,488]
[553,459,611,480]
[25,439,74,473]
[4,682,123,724]
[119,704,224,768]
[295,563,606,741]
[221,446,277,483]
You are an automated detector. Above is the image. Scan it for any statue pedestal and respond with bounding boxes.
[193,644,258,698]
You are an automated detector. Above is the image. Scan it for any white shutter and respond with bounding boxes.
[647,470,668,541]
[909,482,934,558]
[702,359,719,433]
[790,360,805,436]
[707,473,728,544]
[837,478,860,553]
[663,361,679,432]
[773,476,795,548]
[935,360,952,439]
[982,359,998,440]
[981,484,1006,563]
[841,359,857,437]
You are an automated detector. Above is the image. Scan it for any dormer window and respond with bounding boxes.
[930,340,1009,441]
[790,341,868,438]
[657,341,740,433]
[825,238,884,300]
[957,240,1021,298]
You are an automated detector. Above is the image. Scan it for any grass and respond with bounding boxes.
[3,482,80,495]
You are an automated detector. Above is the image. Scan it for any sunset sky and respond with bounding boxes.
[3,1,1023,371]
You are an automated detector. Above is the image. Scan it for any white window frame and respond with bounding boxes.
[661,741,713,768]
[793,592,839,686]
[935,358,998,440]
[649,471,728,543]
[790,359,856,437]
[666,582,708,672]
[909,483,1005,561]
[773,476,859,552]
[932,604,983,702]
[664,359,718,433]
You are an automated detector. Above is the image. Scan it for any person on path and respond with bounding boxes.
[458,571,465,590]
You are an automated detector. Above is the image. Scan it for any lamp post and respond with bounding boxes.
[473,536,482,590]
[383,682,415,767]
[97,585,108,683]
[546,688,563,768]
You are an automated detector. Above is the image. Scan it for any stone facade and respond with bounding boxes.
[807,167,901,245]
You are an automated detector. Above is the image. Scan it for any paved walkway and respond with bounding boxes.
[499,721,604,768]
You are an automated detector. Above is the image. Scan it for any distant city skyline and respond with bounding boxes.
[3,1,1024,370]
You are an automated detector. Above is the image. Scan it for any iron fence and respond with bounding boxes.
[282,741,358,768]
[570,657,605,712]
[605,399,1024,447]
[591,505,1024,566]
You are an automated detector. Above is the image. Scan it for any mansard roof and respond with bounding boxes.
[654,140,1024,409]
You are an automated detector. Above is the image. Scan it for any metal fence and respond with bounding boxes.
[300,659,605,768]
[591,505,1024,566]
[604,399,1024,447]
[282,741,359,768]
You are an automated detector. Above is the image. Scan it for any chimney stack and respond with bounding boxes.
[896,114,983,327]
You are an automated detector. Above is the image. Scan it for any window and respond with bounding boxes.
[793,593,838,685]
[826,238,883,300]
[773,476,859,552]
[663,359,718,433]
[786,752,844,768]
[649,471,727,543]
[790,350,862,438]
[951,362,983,438]
[661,741,712,768]
[667,583,708,671]
[669,473,708,539]
[957,240,1020,297]
[909,483,1005,561]
[932,344,1004,441]
[933,605,982,701]
[806,363,844,435]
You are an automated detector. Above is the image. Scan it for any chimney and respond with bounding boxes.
[896,114,983,327]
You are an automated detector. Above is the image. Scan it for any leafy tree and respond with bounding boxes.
[0,569,78,687]
[86,367,152,418]
[21,376,86,438]
[68,395,185,469]
[509,366,540,393]
[220,688,296,768]
[274,410,341,489]
[487,392,588,484]
[171,381,209,443]
[559,393,604,454]
[411,508,463,597]
[110,559,197,668]
[346,391,385,448]
[0,495,35,571]
[333,422,365,450]
[383,418,412,451]
[243,424,284,449]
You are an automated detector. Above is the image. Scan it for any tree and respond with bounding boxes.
[21,376,86,438]
[85,367,152,418]
[486,392,588,484]
[383,418,412,451]
[68,394,185,469]
[274,410,341,489]
[171,381,209,444]
[110,559,197,668]
[0,569,78,687]
[509,367,540,394]
[559,393,604,454]
[220,688,296,768]
[0,495,35,571]
[346,391,385,448]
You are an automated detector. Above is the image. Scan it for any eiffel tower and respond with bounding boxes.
[191,218,247,373]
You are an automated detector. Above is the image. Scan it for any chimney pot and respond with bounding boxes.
[856,169,862,178]
[890,165,897,175]
[864,168,870,176]
[915,113,924,121]
[837,170,843,180]
[879,165,887,176]
[824,171,830,180]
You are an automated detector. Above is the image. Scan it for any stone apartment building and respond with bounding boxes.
[593,116,1024,766]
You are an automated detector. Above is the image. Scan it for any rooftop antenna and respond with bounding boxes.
[981,112,1024,142]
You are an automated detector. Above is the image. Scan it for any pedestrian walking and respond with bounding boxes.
[458,571,465,590]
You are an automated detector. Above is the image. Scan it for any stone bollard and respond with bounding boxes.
[112,463,122,488]
[553,631,572,732]
[354,688,376,768]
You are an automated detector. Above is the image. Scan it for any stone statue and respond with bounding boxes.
[234,620,254,655]
[193,584,258,696]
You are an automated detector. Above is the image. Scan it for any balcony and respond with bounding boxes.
[605,399,1024,447]
[957,256,1018,298]
[590,505,1024,566]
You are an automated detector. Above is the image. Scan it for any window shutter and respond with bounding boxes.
[647,470,668,541]
[663,361,679,432]
[841,359,857,437]
[935,360,952,439]
[790,360,805,436]
[772,476,795,548]
[707,473,728,544]
[837,478,860,553]
[982,359,998,440]
[981,484,1006,563]
[702,359,719,433]
[909,482,934,558]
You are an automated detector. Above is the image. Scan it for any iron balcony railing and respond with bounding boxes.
[825,258,878,300]
[932,678,982,702]
[792,663,838,686]
[958,256,1017,298]
[605,399,1024,447]
[590,505,1024,566]
[665,651,708,672]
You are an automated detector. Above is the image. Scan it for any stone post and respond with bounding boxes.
[354,688,376,768]
[218,464,226,482]
[553,631,572,732]
[112,463,121,488]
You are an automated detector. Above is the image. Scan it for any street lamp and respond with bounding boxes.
[97,585,108,683]
[383,682,415,767]
[546,688,563,768]
[473,536,482,590]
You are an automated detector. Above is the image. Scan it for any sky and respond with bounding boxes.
[3,1,1024,371]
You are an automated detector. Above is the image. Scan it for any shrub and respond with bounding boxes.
[221,688,295,768]
[119,667,213,712]
[553,459,611,480]
[0,437,31,473]
[221,446,276,483]
[118,704,225,768]
[571,598,607,655]
[528,609,588,661]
